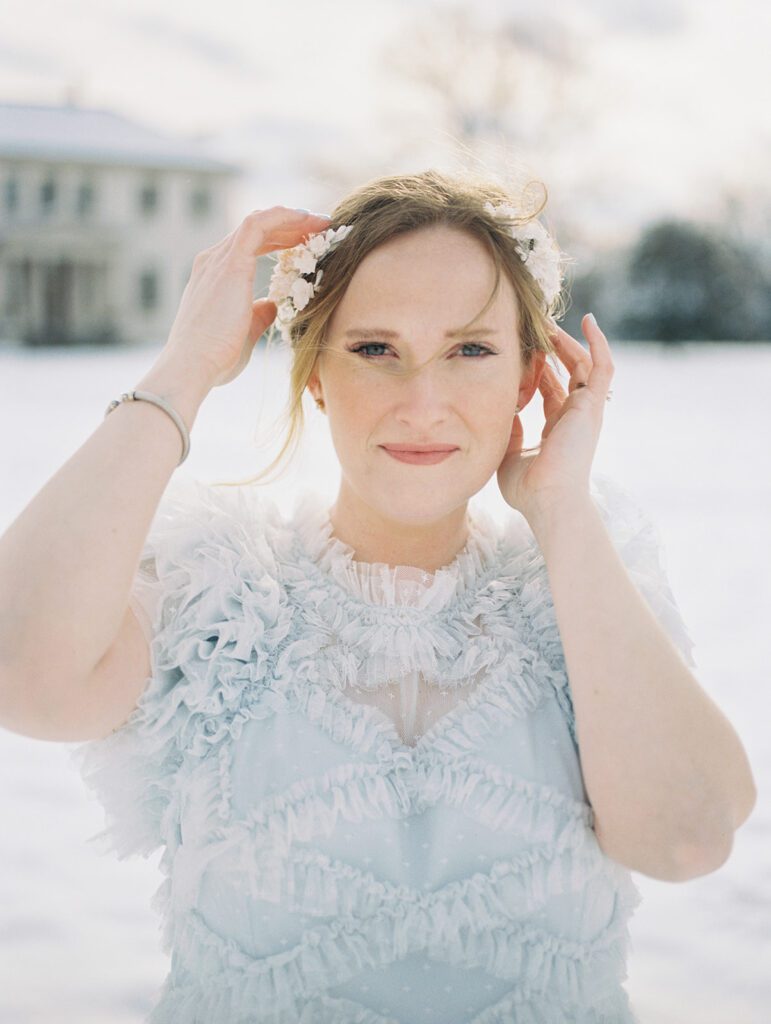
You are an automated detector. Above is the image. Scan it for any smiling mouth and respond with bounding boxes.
[381,445,459,453]
[380,447,459,465]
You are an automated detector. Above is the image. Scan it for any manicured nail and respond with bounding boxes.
[587,313,598,328]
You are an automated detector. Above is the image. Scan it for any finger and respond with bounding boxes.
[581,315,614,394]
[504,409,524,456]
[234,206,332,258]
[549,323,593,380]
[249,297,279,342]
[539,362,567,421]
[540,360,566,395]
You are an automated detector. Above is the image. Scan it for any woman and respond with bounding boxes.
[0,170,756,1023]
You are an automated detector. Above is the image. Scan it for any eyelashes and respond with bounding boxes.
[347,342,498,360]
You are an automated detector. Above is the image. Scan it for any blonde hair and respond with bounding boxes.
[210,167,570,489]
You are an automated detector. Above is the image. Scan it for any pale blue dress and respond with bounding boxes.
[69,472,697,1024]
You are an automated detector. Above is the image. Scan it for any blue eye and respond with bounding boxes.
[349,342,390,358]
[348,342,496,359]
[459,343,495,357]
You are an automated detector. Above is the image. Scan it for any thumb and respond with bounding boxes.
[249,298,279,343]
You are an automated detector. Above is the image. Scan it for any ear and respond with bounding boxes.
[306,368,322,404]
[516,349,546,412]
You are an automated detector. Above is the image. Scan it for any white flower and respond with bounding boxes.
[290,277,315,312]
[292,248,318,275]
[267,224,354,343]
[483,200,565,307]
[267,204,564,347]
[306,233,331,258]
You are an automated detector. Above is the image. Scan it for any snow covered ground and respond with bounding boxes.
[0,338,768,1023]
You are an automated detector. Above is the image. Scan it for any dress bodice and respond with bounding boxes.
[70,473,697,1023]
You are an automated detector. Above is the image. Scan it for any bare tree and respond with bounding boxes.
[378,3,584,158]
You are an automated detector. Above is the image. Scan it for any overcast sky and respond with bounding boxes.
[1,0,769,242]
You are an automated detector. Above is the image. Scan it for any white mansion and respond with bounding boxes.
[0,101,242,347]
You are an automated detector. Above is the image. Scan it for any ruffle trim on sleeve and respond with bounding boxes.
[588,473,698,670]
[68,475,297,860]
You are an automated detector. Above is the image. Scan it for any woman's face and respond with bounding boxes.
[308,224,544,526]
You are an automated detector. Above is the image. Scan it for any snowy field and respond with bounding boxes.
[0,338,769,1023]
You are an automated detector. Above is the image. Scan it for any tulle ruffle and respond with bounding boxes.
[289,488,501,610]
[588,472,698,670]
[69,472,696,860]
[216,750,596,866]
[147,856,639,1024]
[68,475,296,859]
[65,471,695,1023]
[149,980,637,1024]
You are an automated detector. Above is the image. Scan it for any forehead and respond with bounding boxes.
[331,225,518,327]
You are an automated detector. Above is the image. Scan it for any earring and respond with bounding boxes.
[315,397,325,411]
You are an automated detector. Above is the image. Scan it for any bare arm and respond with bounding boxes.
[529,494,757,882]
[0,206,333,738]
[0,354,212,717]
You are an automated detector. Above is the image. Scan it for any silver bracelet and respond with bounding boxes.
[104,389,190,466]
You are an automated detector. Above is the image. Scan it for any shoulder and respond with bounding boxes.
[146,474,297,582]
[138,475,306,673]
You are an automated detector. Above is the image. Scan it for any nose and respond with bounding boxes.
[389,361,454,427]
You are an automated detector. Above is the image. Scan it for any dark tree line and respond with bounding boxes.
[563,219,771,343]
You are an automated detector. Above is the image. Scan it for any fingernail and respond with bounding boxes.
[587,313,598,328]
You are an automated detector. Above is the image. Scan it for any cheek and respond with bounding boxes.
[326,389,373,448]
[482,406,521,451]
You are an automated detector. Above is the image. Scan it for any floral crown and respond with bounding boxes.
[267,202,566,344]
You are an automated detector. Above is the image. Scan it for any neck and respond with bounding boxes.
[327,483,471,573]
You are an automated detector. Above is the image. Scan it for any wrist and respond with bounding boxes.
[524,491,598,546]
[135,356,213,431]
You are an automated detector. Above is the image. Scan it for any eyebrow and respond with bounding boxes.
[343,326,500,340]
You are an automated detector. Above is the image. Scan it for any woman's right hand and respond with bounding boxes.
[162,206,332,389]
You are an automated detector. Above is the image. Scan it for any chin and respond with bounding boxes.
[361,481,475,526]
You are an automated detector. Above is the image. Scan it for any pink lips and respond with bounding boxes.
[380,446,458,465]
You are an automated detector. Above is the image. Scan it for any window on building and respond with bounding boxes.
[139,183,159,215]
[4,176,19,214]
[139,270,159,311]
[77,182,95,218]
[41,177,56,214]
[5,260,30,316]
[190,185,211,218]
[81,265,97,310]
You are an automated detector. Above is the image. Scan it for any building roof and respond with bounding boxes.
[0,101,242,174]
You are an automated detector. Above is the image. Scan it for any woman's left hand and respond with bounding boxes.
[496,313,614,522]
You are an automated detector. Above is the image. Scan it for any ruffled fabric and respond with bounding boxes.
[284,489,563,751]
[69,471,697,858]
[290,489,501,611]
[66,470,696,1023]
[150,892,638,1024]
[588,472,698,671]
[68,474,296,860]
